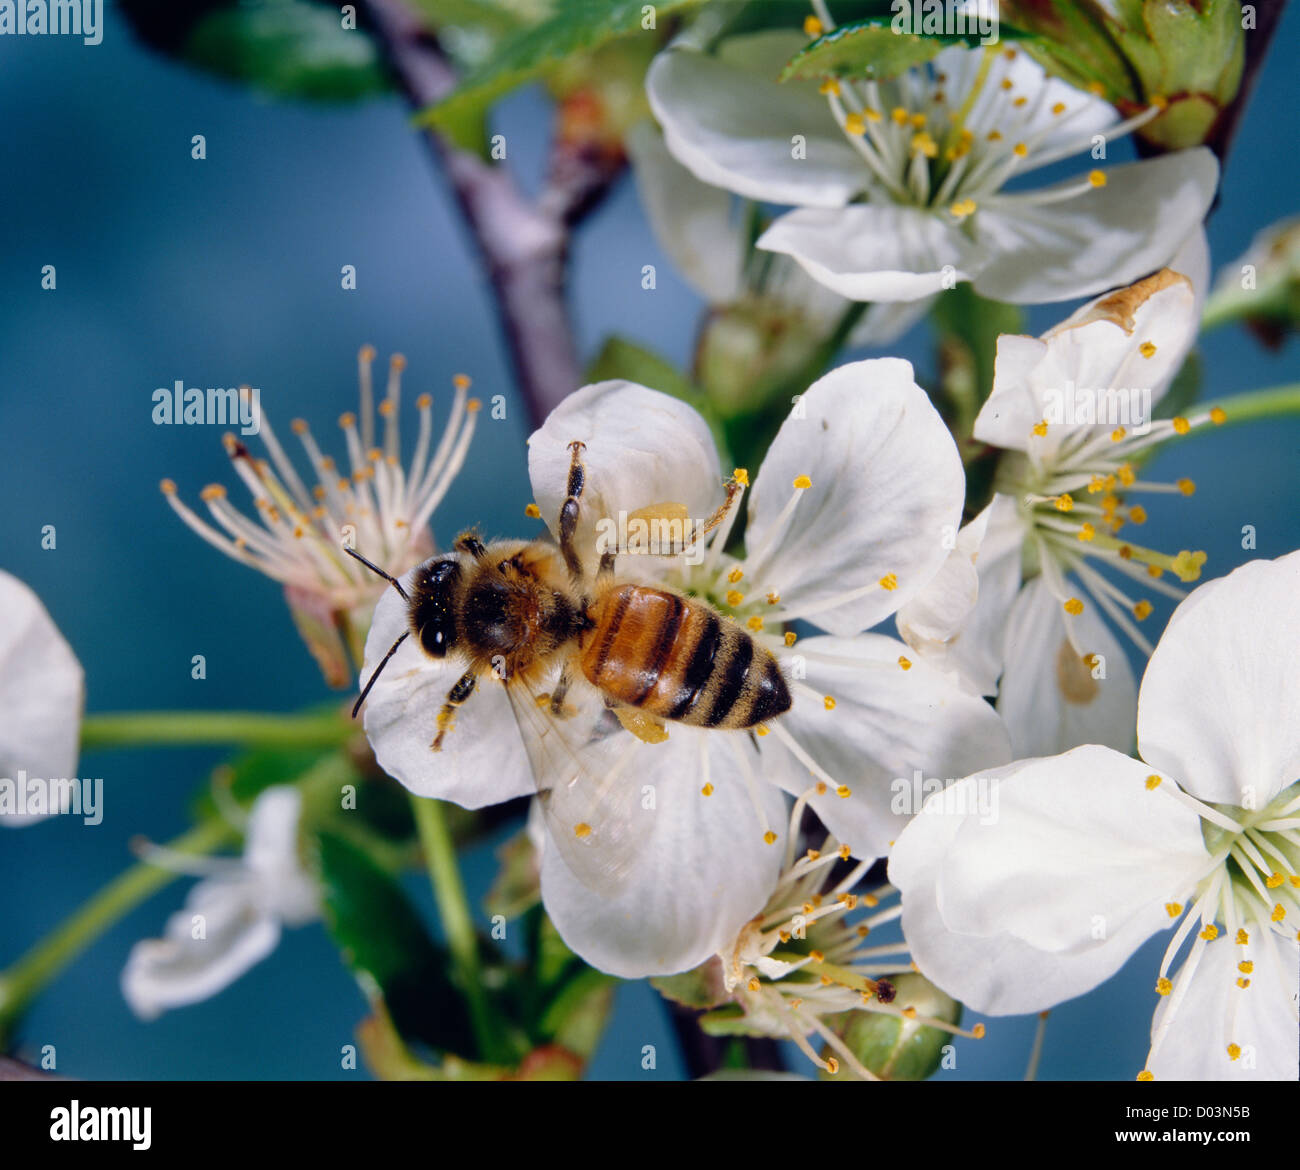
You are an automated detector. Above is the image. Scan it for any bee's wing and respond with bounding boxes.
[502,669,647,893]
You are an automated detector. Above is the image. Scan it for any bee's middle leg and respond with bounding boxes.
[558,440,588,580]
[432,669,477,751]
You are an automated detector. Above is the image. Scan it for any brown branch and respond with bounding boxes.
[361,0,624,427]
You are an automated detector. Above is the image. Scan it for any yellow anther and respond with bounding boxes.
[726,590,745,607]
[159,478,177,495]
[909,111,927,128]
[766,592,781,605]
[898,655,912,670]
[727,568,744,584]
[784,632,798,646]
[1111,426,1126,441]
[1138,340,1157,358]
[1051,101,1067,115]
[1013,142,1028,157]
[857,924,870,938]
[1133,600,1153,621]
[1236,929,1249,945]
[1227,1044,1241,1061]
[452,374,471,391]
[793,475,812,489]
[1128,505,1147,525]
[747,615,764,632]
[748,977,761,992]
[1055,493,1074,512]
[1150,94,1168,110]
[1266,873,1284,889]
[467,398,482,413]
[1209,406,1226,425]
[1156,977,1172,995]
[574,822,591,839]
[1272,904,1286,922]
[1088,170,1106,188]
[1237,978,1251,989]
[1177,478,1196,496]
[1172,416,1190,435]
[902,1005,918,1019]
[891,106,908,125]
[1032,419,1049,437]
[1137,1070,1154,1081]
[819,78,840,96]
[844,112,866,136]
[200,484,228,502]
[1238,961,1254,974]
[1199,924,1219,941]
[825,1056,839,1075]
[823,695,836,711]
[1118,463,1135,486]
[1151,778,1166,793]
[1078,522,1096,542]
[836,785,851,798]
[1000,78,1014,91]
[972,1024,986,1039]
[911,131,938,158]
[1147,564,1164,578]
[701,783,714,796]
[1171,550,1206,582]
[416,393,432,409]
[810,950,825,963]
[1117,542,1132,557]
[987,128,1003,142]
[839,844,851,860]
[1063,598,1084,616]
[733,467,750,485]
[1087,81,1106,96]
[755,724,769,736]
[763,829,778,845]
[879,573,898,591]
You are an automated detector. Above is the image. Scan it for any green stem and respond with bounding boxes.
[0,817,236,1039]
[410,795,500,1063]
[81,710,352,751]
[1199,383,1300,429]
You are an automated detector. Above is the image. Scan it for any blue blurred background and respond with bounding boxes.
[1,6,1296,1081]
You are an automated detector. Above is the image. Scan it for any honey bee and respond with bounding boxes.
[347,441,791,888]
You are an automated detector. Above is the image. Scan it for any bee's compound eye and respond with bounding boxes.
[420,626,450,657]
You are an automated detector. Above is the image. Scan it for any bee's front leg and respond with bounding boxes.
[432,669,477,750]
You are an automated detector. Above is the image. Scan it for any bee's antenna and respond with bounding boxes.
[353,631,409,719]
[344,545,409,601]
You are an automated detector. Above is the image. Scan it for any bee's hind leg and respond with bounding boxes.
[549,665,577,719]
[432,669,477,751]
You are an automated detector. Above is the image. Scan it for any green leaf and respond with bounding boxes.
[651,956,729,1009]
[586,335,698,401]
[189,744,333,823]
[419,0,701,152]
[316,830,477,1057]
[182,0,390,103]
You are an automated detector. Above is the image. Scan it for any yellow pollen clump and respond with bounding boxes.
[1266,873,1284,889]
[1133,600,1153,621]
[1032,420,1049,437]
[1199,924,1219,941]
[1236,929,1249,945]
[803,15,822,35]
[879,573,898,591]
[524,503,541,518]
[793,475,812,489]
[1210,406,1226,425]
[733,467,750,485]
[1137,1070,1154,1081]
[1063,598,1084,616]
[898,655,912,670]
[1088,170,1106,187]
[1272,904,1286,922]
[1111,426,1126,441]
[1078,523,1095,542]
[1013,142,1028,157]
[819,78,840,96]
[728,567,744,583]
[1227,1044,1241,1061]
[1177,478,1196,496]
[1238,961,1254,974]
[844,112,866,136]
[839,844,851,860]
[1156,977,1172,995]
[748,977,761,993]
[755,724,769,736]
[784,632,798,646]
[726,590,745,607]
[1237,978,1251,989]
[1172,416,1190,435]
[574,822,592,839]
[1139,341,1157,358]
[763,830,778,845]
[747,616,764,632]
[823,695,836,711]
[1128,505,1147,525]
[701,783,714,797]
[1055,494,1074,512]
[836,785,852,798]
[902,1006,918,1019]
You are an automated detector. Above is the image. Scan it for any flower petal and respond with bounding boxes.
[121,879,282,1020]
[626,121,745,305]
[539,730,787,978]
[760,634,1012,860]
[1137,551,1300,806]
[646,32,866,208]
[1148,930,1299,1081]
[0,571,84,827]
[997,576,1138,758]
[972,149,1219,303]
[757,203,982,302]
[528,380,723,571]
[746,359,964,636]
[361,574,535,809]
[890,747,1209,1014]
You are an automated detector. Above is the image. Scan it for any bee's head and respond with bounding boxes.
[408,556,464,658]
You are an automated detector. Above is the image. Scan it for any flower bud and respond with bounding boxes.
[818,973,961,1081]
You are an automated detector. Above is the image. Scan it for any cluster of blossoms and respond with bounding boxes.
[8,3,1285,1085]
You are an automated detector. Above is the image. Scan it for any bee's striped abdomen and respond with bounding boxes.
[580,585,790,730]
